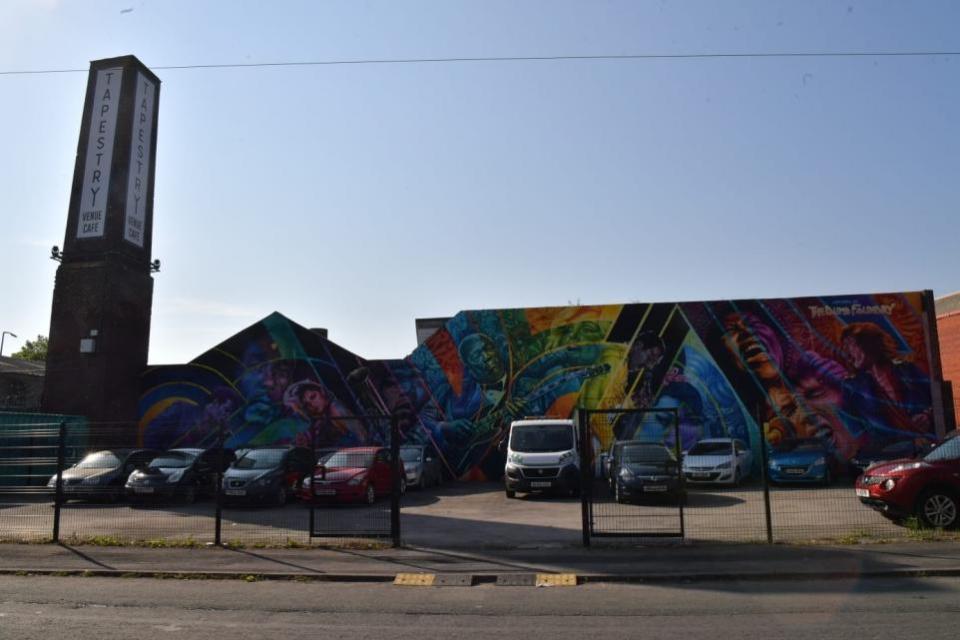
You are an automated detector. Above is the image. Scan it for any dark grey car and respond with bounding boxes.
[222,446,315,506]
[47,449,159,502]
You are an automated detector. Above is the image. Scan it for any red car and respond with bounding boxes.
[855,432,960,529]
[298,447,406,504]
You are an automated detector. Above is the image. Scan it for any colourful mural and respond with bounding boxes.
[139,292,941,481]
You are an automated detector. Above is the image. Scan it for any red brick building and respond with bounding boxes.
[936,292,960,428]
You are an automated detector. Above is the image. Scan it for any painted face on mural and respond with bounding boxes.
[263,363,293,400]
[459,334,505,385]
[721,312,784,383]
[295,383,330,417]
[842,335,868,370]
[628,331,665,374]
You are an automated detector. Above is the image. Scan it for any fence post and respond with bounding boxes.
[52,421,66,544]
[757,410,774,544]
[578,409,591,547]
[674,410,686,540]
[214,421,224,546]
[390,413,401,548]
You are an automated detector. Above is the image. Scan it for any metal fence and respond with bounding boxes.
[577,410,914,545]
[0,415,403,547]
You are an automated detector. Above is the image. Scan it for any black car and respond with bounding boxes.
[608,441,684,504]
[46,449,159,502]
[125,447,234,503]
[222,446,315,506]
[850,439,937,475]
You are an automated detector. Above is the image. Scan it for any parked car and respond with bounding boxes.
[767,438,838,485]
[400,444,443,489]
[46,449,158,502]
[222,446,315,506]
[855,431,960,529]
[125,447,235,503]
[682,438,752,486]
[608,441,683,504]
[849,439,936,475]
[299,447,406,505]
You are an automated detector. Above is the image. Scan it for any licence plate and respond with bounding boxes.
[644,485,668,492]
[133,487,154,494]
[785,468,805,475]
[692,472,711,479]
[225,489,246,496]
[530,481,552,488]
[314,489,336,496]
[855,488,870,498]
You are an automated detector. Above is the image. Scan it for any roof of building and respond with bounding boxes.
[0,356,45,377]
[936,292,960,317]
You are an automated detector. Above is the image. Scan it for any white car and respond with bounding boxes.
[682,438,752,486]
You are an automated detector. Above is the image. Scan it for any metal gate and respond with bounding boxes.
[308,413,401,545]
[578,408,685,544]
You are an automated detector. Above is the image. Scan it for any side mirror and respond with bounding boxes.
[497,440,507,453]
[425,456,434,463]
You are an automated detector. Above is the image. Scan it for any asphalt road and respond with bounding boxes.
[1,480,908,548]
[1,575,959,639]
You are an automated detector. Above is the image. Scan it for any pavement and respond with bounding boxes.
[2,540,960,584]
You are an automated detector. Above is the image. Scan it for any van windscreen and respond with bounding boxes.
[510,424,574,453]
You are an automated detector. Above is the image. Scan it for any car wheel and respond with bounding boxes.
[365,484,376,505]
[917,489,959,529]
[614,483,623,504]
[399,477,407,496]
[733,468,742,487]
[182,486,196,505]
[505,488,516,499]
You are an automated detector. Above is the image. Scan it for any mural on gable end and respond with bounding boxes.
[139,293,940,481]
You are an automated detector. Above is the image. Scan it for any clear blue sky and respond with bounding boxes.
[2,0,958,364]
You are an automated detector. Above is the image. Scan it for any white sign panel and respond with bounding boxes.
[76,68,122,239]
[124,73,156,247]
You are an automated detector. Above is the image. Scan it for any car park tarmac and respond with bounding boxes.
[0,479,907,547]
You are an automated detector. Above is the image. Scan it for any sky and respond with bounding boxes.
[1,0,958,364]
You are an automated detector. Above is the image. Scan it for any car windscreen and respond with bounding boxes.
[622,446,675,464]
[233,449,286,470]
[149,452,197,469]
[76,452,122,469]
[924,436,960,462]
[774,440,821,454]
[324,451,374,468]
[687,442,732,456]
[510,425,574,452]
[400,448,422,463]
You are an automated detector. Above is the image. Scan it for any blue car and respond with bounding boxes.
[767,439,836,485]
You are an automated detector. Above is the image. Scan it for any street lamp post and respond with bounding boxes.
[0,331,17,357]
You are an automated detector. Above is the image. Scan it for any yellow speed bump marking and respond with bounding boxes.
[394,573,435,586]
[535,573,577,587]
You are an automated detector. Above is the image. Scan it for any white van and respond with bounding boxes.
[503,418,580,498]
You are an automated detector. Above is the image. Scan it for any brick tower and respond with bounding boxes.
[42,55,161,432]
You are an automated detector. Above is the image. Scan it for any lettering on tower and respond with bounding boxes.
[124,73,156,247]
[76,68,122,240]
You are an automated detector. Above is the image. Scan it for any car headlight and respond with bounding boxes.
[302,476,312,488]
[252,474,276,487]
[716,462,732,469]
[348,474,366,486]
[47,476,57,488]
[508,453,523,464]
[619,468,634,480]
[559,451,575,465]
[881,478,897,491]
[83,474,107,485]
[166,469,185,483]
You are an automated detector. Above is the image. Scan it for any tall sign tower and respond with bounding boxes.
[42,55,161,429]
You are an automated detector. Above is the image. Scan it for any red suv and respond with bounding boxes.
[855,432,960,529]
[298,447,406,504]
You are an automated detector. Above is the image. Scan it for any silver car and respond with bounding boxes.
[400,445,443,489]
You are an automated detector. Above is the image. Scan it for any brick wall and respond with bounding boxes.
[937,311,960,428]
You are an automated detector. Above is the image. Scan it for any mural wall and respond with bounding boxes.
[139,292,941,481]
